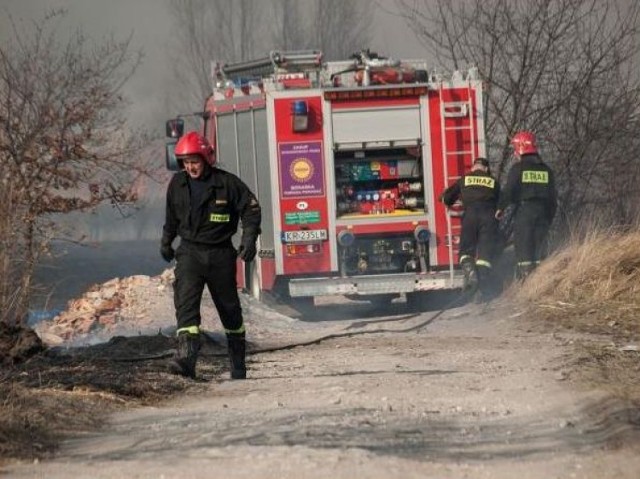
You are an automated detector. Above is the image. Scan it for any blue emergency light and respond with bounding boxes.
[291,100,309,132]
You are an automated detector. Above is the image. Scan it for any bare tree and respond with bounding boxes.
[0,10,153,325]
[270,0,372,59]
[315,0,372,60]
[167,0,372,111]
[396,0,640,227]
[167,0,267,110]
[272,0,311,51]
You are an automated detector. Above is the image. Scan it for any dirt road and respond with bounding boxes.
[7,297,640,478]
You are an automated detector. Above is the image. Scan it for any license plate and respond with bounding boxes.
[282,229,328,243]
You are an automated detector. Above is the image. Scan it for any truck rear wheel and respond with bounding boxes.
[406,291,428,310]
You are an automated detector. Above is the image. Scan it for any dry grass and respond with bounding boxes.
[0,383,119,461]
[0,335,226,463]
[515,229,640,339]
[510,228,640,405]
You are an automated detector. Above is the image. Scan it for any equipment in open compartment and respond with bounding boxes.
[335,148,425,217]
[338,232,426,276]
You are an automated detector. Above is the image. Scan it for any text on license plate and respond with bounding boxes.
[282,229,328,243]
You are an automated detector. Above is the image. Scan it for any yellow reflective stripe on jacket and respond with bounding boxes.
[464,176,495,188]
[476,259,492,268]
[225,324,246,334]
[177,325,200,336]
[459,255,474,264]
[209,213,231,222]
[521,170,549,184]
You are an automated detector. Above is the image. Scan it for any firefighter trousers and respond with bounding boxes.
[173,242,244,333]
[459,205,499,266]
[514,202,552,270]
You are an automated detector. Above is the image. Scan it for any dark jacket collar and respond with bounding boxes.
[176,166,222,187]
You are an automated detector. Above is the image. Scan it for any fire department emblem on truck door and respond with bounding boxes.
[278,141,325,198]
[290,158,314,182]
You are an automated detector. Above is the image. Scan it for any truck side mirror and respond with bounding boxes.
[166,118,184,138]
[165,140,181,171]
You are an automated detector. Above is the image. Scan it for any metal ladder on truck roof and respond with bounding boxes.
[438,74,478,284]
[211,50,323,86]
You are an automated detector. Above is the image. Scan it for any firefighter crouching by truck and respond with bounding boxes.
[440,157,500,302]
[495,130,557,280]
[160,131,262,380]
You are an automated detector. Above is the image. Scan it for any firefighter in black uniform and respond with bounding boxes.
[440,157,500,301]
[160,131,261,380]
[496,131,557,280]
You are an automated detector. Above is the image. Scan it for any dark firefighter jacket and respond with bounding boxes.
[441,170,500,209]
[498,154,557,220]
[162,167,261,248]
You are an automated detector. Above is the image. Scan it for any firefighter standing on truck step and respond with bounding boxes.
[160,131,261,380]
[496,130,557,280]
[440,157,500,301]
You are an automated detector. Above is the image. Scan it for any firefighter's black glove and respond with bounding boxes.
[237,240,257,262]
[160,244,175,263]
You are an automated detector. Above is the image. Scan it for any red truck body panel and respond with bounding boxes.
[170,52,485,300]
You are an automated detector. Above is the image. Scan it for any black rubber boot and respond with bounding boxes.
[461,259,478,293]
[168,332,201,379]
[515,263,534,281]
[227,334,246,380]
[475,265,493,303]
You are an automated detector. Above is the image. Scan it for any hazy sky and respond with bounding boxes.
[1,0,426,126]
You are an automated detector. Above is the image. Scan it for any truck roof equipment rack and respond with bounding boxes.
[212,50,323,86]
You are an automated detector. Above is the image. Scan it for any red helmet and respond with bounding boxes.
[175,131,215,166]
[510,131,538,156]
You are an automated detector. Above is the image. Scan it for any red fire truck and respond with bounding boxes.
[165,50,486,306]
